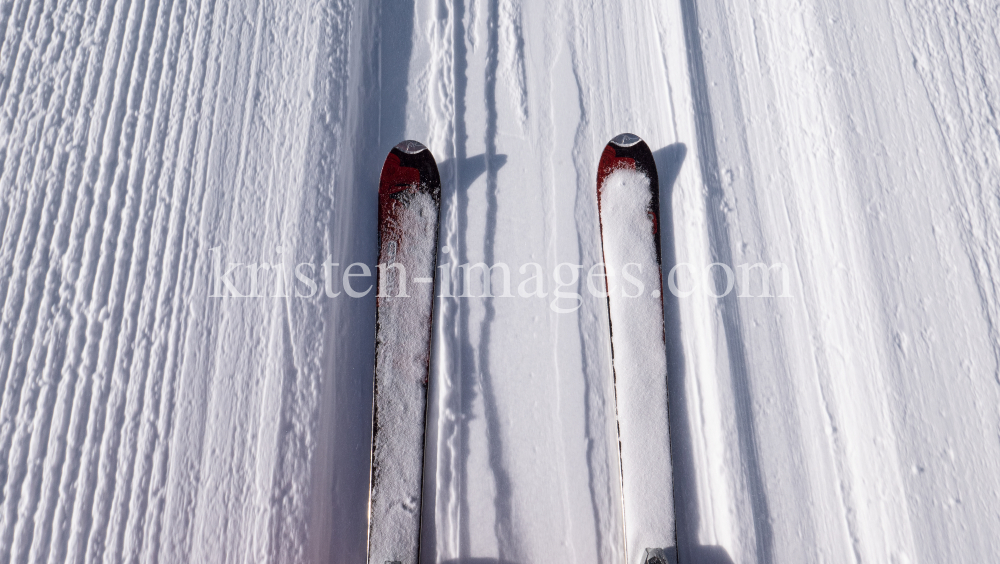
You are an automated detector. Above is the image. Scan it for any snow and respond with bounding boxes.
[1,0,999,563]
[369,188,438,564]
[599,168,675,562]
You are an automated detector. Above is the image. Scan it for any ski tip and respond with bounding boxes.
[610,133,642,147]
[379,140,442,203]
[394,140,428,154]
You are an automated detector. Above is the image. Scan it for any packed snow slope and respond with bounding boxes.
[1,0,998,563]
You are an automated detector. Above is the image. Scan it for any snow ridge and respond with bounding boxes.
[0,0,341,562]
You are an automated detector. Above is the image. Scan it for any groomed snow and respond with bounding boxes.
[0,0,998,563]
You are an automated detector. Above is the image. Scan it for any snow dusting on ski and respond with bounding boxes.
[368,142,441,564]
[598,139,675,563]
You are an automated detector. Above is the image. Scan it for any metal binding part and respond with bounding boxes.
[643,548,670,564]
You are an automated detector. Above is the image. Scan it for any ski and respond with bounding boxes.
[596,133,676,564]
[367,140,442,564]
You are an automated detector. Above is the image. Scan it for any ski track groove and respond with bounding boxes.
[68,0,150,557]
[0,0,83,551]
[0,0,46,425]
[111,0,187,559]
[128,3,201,559]
[89,0,176,560]
[0,0,37,134]
[136,9,203,559]
[53,0,128,555]
[437,0,469,558]
[194,0,272,558]
[422,0,461,558]
[475,0,533,558]
[452,0,473,556]
[562,3,619,559]
[0,0,243,560]
[563,3,608,559]
[153,0,228,558]
[34,1,126,561]
[905,0,1000,381]
[3,0,97,560]
[172,0,237,558]
[121,2,193,561]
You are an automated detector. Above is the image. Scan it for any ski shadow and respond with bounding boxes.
[419,150,507,562]
[673,1,777,561]
[654,143,735,564]
[377,0,415,153]
[436,153,509,194]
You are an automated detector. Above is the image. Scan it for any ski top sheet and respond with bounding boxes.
[368,140,442,564]
[596,133,676,564]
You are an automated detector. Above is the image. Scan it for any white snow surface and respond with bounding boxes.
[599,168,675,562]
[1,1,999,563]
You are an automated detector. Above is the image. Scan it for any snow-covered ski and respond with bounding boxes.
[596,133,676,564]
[367,140,442,564]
